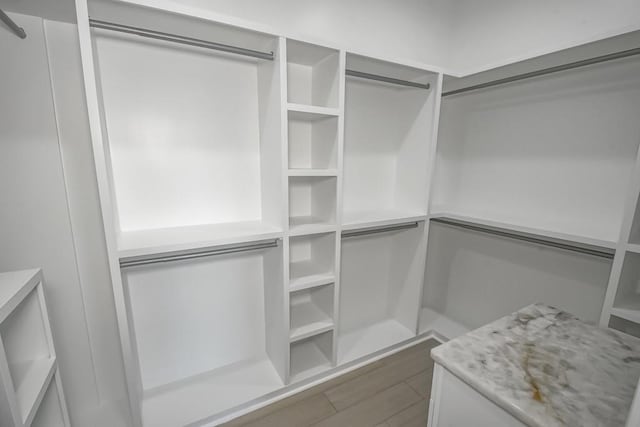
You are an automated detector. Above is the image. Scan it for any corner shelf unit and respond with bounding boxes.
[0,269,69,427]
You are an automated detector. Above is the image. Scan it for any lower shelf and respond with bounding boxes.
[418,308,469,341]
[15,357,56,425]
[142,358,283,427]
[290,334,333,383]
[337,319,414,365]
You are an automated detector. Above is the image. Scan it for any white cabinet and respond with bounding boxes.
[0,269,69,427]
[428,364,525,427]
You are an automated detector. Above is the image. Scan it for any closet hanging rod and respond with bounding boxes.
[346,70,431,90]
[88,19,274,61]
[119,239,279,268]
[442,47,640,97]
[342,221,419,239]
[430,217,614,259]
[0,9,27,39]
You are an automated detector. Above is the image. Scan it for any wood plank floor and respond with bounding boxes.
[222,339,440,427]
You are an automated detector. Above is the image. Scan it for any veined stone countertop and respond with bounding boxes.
[431,304,640,427]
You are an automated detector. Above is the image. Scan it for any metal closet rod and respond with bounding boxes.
[443,47,640,97]
[346,70,431,90]
[342,221,419,239]
[430,217,614,259]
[89,19,274,61]
[0,9,27,39]
[120,239,279,268]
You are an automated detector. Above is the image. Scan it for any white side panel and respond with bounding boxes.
[0,12,100,425]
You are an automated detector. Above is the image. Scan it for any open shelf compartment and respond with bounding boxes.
[290,284,334,342]
[0,287,54,425]
[289,330,333,383]
[31,375,66,427]
[91,4,284,255]
[286,39,339,108]
[420,220,612,339]
[121,243,286,427]
[342,53,437,228]
[289,232,336,291]
[337,222,424,364]
[289,177,337,234]
[288,109,339,171]
[611,251,640,324]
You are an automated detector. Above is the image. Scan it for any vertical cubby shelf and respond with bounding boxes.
[290,284,334,342]
[611,252,640,325]
[289,233,336,290]
[288,110,339,172]
[287,40,339,109]
[338,223,425,365]
[289,330,333,383]
[288,177,337,234]
[342,54,436,229]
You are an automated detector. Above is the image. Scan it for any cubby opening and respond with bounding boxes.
[0,288,53,423]
[343,54,437,228]
[31,377,65,427]
[287,40,339,108]
[611,251,640,324]
[289,232,336,290]
[431,55,640,245]
[288,110,338,171]
[289,330,333,383]
[609,315,640,339]
[420,221,612,340]
[91,14,283,257]
[121,244,285,427]
[290,284,334,342]
[288,177,337,233]
[338,223,425,364]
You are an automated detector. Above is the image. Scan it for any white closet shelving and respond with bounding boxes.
[75,0,640,425]
[0,269,69,427]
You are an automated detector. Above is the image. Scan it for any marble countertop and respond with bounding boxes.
[431,304,640,427]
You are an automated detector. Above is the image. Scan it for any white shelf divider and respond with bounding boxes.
[0,269,69,427]
[288,169,338,177]
[287,103,339,118]
[290,273,335,293]
[628,243,640,254]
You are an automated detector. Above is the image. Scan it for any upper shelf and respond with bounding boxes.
[117,221,283,259]
[429,211,617,252]
[342,210,427,232]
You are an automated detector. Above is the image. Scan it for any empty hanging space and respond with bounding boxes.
[121,243,285,427]
[338,222,425,365]
[0,286,55,425]
[343,53,437,230]
[286,39,339,110]
[288,109,339,174]
[289,232,336,291]
[431,54,640,246]
[420,220,612,340]
[610,252,640,326]
[290,284,334,342]
[89,1,284,258]
[288,176,337,234]
[289,330,333,383]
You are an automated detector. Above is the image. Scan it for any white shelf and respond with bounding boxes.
[0,269,40,322]
[142,358,282,427]
[288,217,336,236]
[418,308,469,341]
[117,221,283,259]
[338,319,414,365]
[290,272,335,292]
[628,243,640,254]
[342,210,427,231]
[287,103,339,118]
[15,357,56,425]
[290,260,333,284]
[429,211,617,250]
[611,307,640,325]
[289,336,332,383]
[288,169,338,177]
[290,299,333,342]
